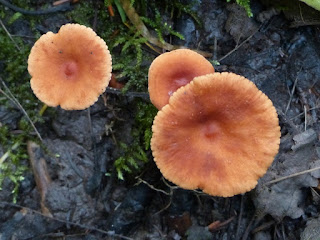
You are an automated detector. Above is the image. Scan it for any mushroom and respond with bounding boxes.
[28,23,112,110]
[151,72,281,197]
[148,49,215,110]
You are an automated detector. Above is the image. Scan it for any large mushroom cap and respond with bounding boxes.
[148,49,214,110]
[28,23,112,110]
[151,72,281,197]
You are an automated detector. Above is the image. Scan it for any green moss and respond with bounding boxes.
[0,125,29,203]
[115,102,157,180]
[141,9,185,44]
[0,0,202,190]
[66,1,95,26]
[0,5,45,202]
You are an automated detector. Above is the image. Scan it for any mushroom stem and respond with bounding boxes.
[39,104,48,116]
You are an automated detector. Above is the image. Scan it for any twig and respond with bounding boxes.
[265,164,320,185]
[53,0,71,6]
[0,19,20,51]
[0,0,72,15]
[11,34,37,39]
[136,177,171,196]
[218,24,262,62]
[289,105,320,120]
[241,214,255,240]
[0,201,134,240]
[304,105,307,131]
[0,78,43,143]
[281,222,286,240]
[310,187,320,199]
[285,68,302,115]
[135,177,178,215]
[235,194,244,240]
[208,216,235,231]
[0,142,19,164]
[251,220,275,234]
[161,177,180,190]
[154,195,172,215]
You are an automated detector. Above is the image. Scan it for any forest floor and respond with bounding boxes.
[0,0,320,240]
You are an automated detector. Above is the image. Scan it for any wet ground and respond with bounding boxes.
[1,0,320,239]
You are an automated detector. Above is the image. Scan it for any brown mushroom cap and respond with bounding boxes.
[151,72,281,197]
[148,49,214,110]
[28,23,112,110]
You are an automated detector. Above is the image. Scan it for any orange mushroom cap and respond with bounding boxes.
[148,49,215,110]
[151,72,281,197]
[28,23,112,110]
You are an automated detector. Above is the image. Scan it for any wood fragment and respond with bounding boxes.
[252,220,275,234]
[207,216,235,231]
[53,0,70,6]
[27,141,52,217]
[108,5,115,17]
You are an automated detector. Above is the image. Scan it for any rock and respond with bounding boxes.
[186,225,213,240]
[254,231,272,240]
[253,129,320,220]
[0,210,62,239]
[291,129,317,151]
[42,139,105,222]
[301,217,320,240]
[225,3,259,42]
[105,184,154,234]
[52,103,109,150]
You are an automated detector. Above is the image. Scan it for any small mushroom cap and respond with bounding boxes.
[28,23,112,110]
[148,49,215,110]
[151,72,281,197]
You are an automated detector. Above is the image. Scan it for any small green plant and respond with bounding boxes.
[113,26,147,68]
[114,102,157,180]
[0,5,45,202]
[141,9,185,44]
[0,125,29,203]
[227,0,253,17]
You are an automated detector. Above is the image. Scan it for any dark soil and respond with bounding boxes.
[1,0,320,240]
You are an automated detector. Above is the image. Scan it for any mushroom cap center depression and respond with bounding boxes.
[168,71,199,96]
[62,61,78,79]
[202,120,220,139]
